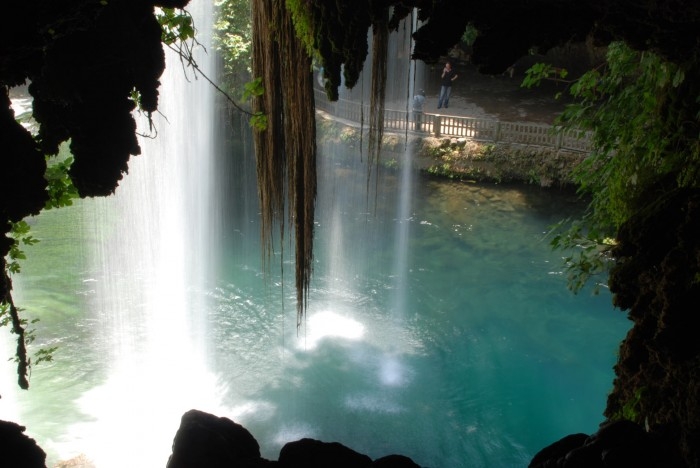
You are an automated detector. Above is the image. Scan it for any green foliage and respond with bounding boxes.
[0,303,58,370]
[428,163,457,178]
[156,7,203,88]
[157,2,258,126]
[242,76,264,100]
[7,145,78,276]
[214,0,253,99]
[44,151,79,210]
[129,88,143,111]
[213,0,272,129]
[560,42,698,232]
[0,303,12,328]
[521,62,568,89]
[6,221,38,275]
[242,77,267,130]
[548,219,615,294]
[339,127,360,144]
[527,42,700,292]
[249,112,268,131]
[461,24,478,46]
[611,387,646,424]
[1,152,71,382]
[32,346,58,366]
[157,8,195,45]
[285,0,317,58]
[2,234,57,385]
[381,158,399,170]
[2,138,75,387]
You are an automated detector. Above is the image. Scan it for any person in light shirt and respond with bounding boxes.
[412,89,426,131]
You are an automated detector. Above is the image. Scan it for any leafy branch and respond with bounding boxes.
[44,153,79,209]
[2,221,45,389]
[522,62,571,87]
[0,300,58,389]
[525,43,698,293]
[156,7,267,130]
[547,219,616,294]
[242,77,267,130]
[1,144,77,390]
[6,221,38,276]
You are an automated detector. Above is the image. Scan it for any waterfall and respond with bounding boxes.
[390,11,419,318]
[384,13,419,392]
[0,5,634,466]
[69,1,227,466]
[313,14,422,394]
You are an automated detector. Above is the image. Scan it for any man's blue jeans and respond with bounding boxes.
[438,85,452,108]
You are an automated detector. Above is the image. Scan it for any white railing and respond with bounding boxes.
[314,88,591,152]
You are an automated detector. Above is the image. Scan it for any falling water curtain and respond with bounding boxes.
[367,6,389,198]
[251,0,317,327]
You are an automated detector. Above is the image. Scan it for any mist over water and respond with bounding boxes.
[1,3,631,467]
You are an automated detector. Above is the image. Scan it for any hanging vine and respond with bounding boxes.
[250,1,420,321]
[367,8,389,197]
[251,0,316,326]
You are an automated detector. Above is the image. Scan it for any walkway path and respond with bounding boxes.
[420,62,572,124]
[315,65,590,152]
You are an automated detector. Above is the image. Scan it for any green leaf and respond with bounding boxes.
[249,113,268,131]
[242,77,264,100]
[157,8,196,45]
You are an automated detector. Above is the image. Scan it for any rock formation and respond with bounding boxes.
[166,409,422,468]
[0,420,47,468]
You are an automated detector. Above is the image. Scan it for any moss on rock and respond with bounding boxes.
[414,136,585,186]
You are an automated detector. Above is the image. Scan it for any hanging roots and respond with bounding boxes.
[251,0,316,327]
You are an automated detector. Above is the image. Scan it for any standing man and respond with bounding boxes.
[412,89,426,131]
[437,61,458,109]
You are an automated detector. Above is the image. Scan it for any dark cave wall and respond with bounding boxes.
[0,0,190,316]
[607,189,700,467]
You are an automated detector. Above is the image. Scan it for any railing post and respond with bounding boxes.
[555,126,563,149]
[434,115,442,137]
[494,121,501,143]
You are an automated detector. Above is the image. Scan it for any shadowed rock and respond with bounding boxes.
[166,409,269,468]
[0,420,47,468]
[278,438,372,468]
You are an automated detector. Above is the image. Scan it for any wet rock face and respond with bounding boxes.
[0,420,47,468]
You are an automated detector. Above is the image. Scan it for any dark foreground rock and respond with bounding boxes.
[529,420,682,468]
[166,409,269,467]
[0,419,47,468]
[279,438,371,467]
[167,410,423,468]
[371,454,421,467]
[167,410,687,468]
[0,411,683,467]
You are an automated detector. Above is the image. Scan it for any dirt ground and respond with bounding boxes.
[422,61,572,123]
